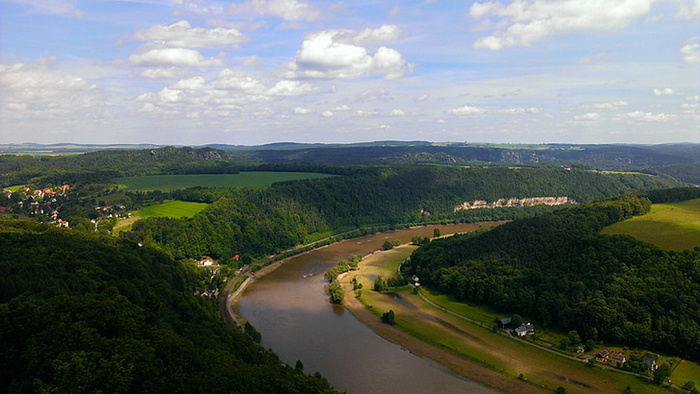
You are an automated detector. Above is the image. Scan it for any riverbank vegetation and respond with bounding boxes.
[0,217,335,392]
[344,239,692,393]
[408,189,700,360]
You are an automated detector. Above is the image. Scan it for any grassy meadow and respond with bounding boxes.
[601,199,700,251]
[139,200,209,219]
[347,245,677,393]
[114,172,333,192]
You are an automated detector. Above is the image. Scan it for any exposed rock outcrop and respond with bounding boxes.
[454,197,575,212]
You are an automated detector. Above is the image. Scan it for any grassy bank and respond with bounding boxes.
[343,245,681,393]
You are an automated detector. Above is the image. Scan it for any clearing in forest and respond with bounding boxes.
[139,200,209,219]
[601,199,700,251]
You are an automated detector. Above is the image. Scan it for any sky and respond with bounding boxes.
[0,0,699,146]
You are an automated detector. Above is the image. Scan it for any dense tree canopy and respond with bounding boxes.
[0,217,335,393]
[408,192,700,359]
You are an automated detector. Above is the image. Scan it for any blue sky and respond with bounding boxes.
[1,0,698,145]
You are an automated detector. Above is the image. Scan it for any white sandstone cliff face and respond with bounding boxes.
[453,196,576,212]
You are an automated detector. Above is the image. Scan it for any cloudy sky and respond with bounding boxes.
[1,0,698,145]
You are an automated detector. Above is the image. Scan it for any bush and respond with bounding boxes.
[381,310,396,325]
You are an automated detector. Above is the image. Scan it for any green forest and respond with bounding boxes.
[125,165,680,261]
[407,188,700,360]
[0,217,335,393]
[1,146,697,392]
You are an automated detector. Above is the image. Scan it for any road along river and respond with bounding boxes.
[235,224,499,393]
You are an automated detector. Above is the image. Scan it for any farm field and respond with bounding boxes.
[601,199,700,251]
[343,245,674,393]
[114,172,333,191]
[139,200,209,219]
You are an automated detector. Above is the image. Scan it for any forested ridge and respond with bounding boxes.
[408,188,700,359]
[126,166,680,261]
[0,217,335,393]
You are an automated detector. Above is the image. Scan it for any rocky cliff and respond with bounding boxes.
[454,196,575,212]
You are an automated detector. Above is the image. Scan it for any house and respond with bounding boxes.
[498,317,512,329]
[642,356,658,371]
[198,258,214,266]
[595,349,610,363]
[610,352,626,366]
[515,322,535,337]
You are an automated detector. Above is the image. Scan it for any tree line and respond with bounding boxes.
[407,191,700,359]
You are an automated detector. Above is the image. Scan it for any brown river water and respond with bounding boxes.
[236,224,497,393]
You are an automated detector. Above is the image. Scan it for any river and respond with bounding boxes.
[236,224,497,393]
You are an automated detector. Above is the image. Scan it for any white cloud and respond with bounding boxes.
[211,69,265,92]
[496,107,542,115]
[227,0,320,21]
[613,111,677,122]
[171,76,207,90]
[5,0,83,17]
[416,94,429,101]
[129,48,224,67]
[653,87,675,96]
[286,28,411,80]
[321,110,333,117]
[266,80,319,96]
[574,112,600,121]
[676,0,700,19]
[582,101,628,109]
[390,109,406,116]
[447,105,486,116]
[470,0,655,50]
[139,67,182,79]
[293,107,312,114]
[134,20,247,49]
[333,105,351,111]
[0,61,107,120]
[680,41,700,64]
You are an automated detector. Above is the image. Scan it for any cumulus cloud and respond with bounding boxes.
[582,101,628,109]
[266,80,319,96]
[680,41,700,64]
[293,107,312,114]
[0,61,107,120]
[653,87,675,96]
[496,107,542,115]
[613,111,677,122]
[227,0,320,21]
[211,69,265,92]
[286,27,411,80]
[447,105,486,116]
[470,0,655,50]
[134,20,247,49]
[390,109,406,116]
[574,112,600,121]
[139,67,182,79]
[129,48,224,67]
[676,0,700,19]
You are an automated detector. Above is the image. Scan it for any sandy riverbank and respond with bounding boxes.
[337,260,548,394]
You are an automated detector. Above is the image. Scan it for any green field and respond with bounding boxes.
[601,199,700,251]
[114,172,333,191]
[139,200,209,219]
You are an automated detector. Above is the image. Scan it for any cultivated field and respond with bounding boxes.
[343,245,675,393]
[601,199,700,251]
[114,172,333,191]
[139,200,209,219]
